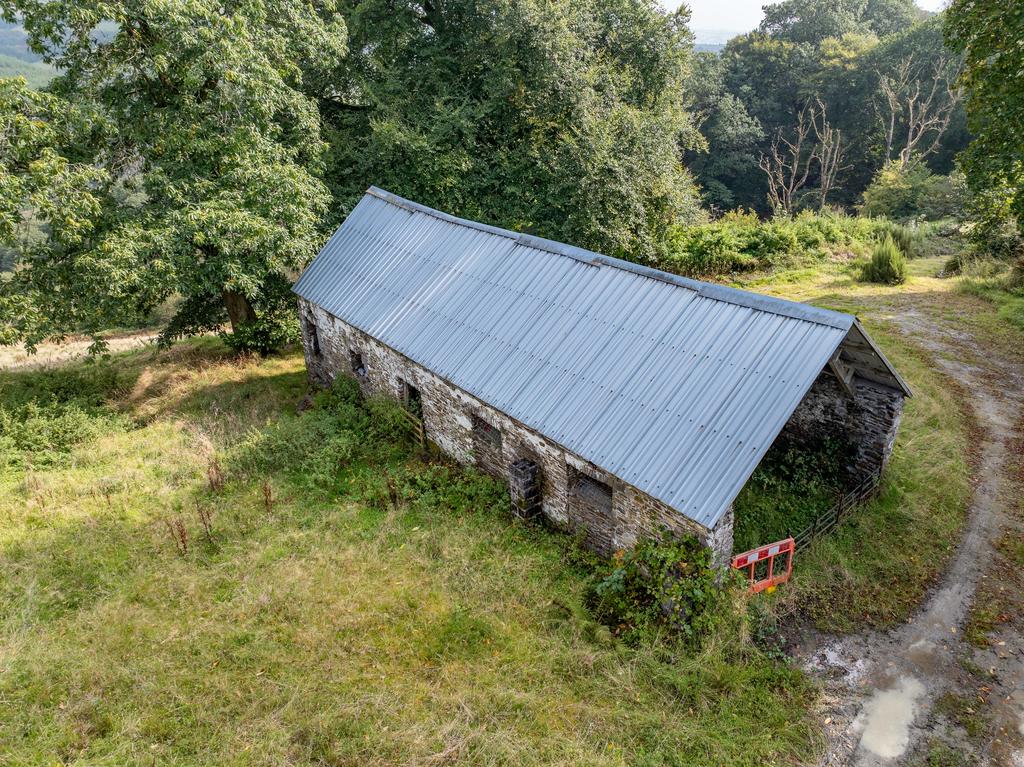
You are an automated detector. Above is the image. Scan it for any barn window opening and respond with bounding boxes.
[304,317,321,357]
[402,381,423,419]
[350,349,366,378]
[471,413,503,475]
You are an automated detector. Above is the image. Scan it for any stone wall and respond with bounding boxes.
[779,371,905,485]
[298,298,733,565]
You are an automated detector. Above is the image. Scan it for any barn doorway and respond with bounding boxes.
[402,381,423,419]
[567,467,615,555]
[471,414,503,476]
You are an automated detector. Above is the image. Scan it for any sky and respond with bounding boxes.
[667,0,948,39]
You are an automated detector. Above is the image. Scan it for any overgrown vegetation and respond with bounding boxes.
[0,363,134,469]
[860,164,965,222]
[661,208,911,277]
[0,343,820,765]
[944,238,1024,333]
[732,441,846,552]
[586,532,738,645]
[740,280,975,631]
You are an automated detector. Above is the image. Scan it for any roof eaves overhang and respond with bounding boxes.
[850,319,914,398]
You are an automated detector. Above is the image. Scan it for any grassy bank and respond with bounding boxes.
[0,342,819,766]
[0,225,1000,760]
[730,254,981,632]
[772,322,973,631]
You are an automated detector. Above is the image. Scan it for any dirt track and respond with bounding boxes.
[807,307,1024,766]
[0,331,158,370]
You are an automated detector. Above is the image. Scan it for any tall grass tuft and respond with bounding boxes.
[878,221,921,258]
[861,234,907,285]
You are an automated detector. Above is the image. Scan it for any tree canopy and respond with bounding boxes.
[946,0,1024,239]
[759,0,920,46]
[1,0,346,351]
[0,0,707,350]
[324,0,705,262]
[696,9,967,215]
[0,0,993,352]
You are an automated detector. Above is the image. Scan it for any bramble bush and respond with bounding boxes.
[586,532,739,645]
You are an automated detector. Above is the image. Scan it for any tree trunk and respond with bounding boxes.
[222,289,257,333]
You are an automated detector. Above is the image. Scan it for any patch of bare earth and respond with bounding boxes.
[806,306,1024,767]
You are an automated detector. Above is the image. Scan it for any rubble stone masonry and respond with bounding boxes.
[298,298,733,565]
[778,372,905,485]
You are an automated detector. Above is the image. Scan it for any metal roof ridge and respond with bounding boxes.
[365,186,854,332]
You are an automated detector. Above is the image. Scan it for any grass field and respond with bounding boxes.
[0,340,820,766]
[0,239,1007,764]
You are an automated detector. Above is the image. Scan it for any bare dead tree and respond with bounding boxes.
[810,99,850,210]
[759,103,818,215]
[878,54,963,168]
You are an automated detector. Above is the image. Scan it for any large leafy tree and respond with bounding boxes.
[703,6,965,214]
[945,0,1024,238]
[760,0,919,45]
[684,52,764,211]
[0,78,108,347]
[1,0,346,352]
[320,0,704,262]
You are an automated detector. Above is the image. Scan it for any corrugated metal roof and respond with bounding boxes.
[294,187,875,529]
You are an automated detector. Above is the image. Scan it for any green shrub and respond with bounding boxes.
[0,402,128,469]
[663,209,917,277]
[586,532,736,645]
[0,362,132,411]
[861,234,907,285]
[860,163,965,222]
[668,226,753,275]
[744,221,801,265]
[0,361,134,469]
[968,214,1024,263]
[917,172,967,221]
[876,221,921,258]
[359,462,509,517]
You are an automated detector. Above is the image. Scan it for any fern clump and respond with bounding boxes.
[861,234,907,285]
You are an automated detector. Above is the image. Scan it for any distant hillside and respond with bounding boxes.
[0,52,54,88]
[691,27,746,44]
[0,22,54,87]
[695,43,727,53]
[0,21,38,62]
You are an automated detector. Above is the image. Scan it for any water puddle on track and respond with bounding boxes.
[853,677,926,760]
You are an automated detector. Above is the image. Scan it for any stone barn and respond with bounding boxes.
[293,188,912,566]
